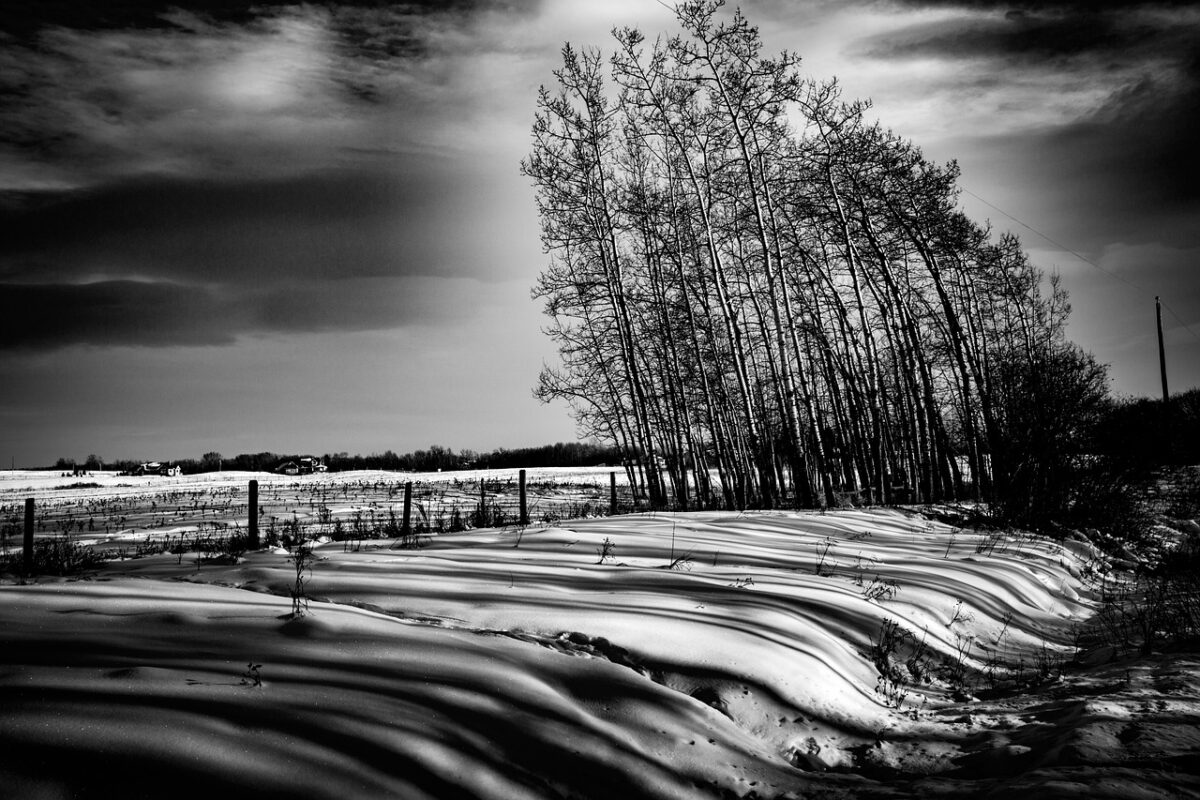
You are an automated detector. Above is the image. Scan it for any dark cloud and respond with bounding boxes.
[852,1,1200,249]
[0,1,262,39]
[0,1,529,40]
[0,169,459,284]
[0,280,238,348]
[0,0,542,354]
[974,64,1200,250]
[0,157,524,350]
[858,3,1193,62]
[0,274,461,350]
[1065,56,1200,213]
[861,14,1156,62]
[877,1,1198,10]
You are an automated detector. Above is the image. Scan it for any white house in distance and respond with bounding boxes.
[134,462,181,477]
[275,456,327,476]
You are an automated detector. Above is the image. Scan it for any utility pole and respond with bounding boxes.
[1156,296,1169,403]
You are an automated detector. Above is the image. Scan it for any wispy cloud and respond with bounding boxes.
[777,0,1200,257]
[844,3,1200,132]
[0,8,371,191]
[0,2,558,350]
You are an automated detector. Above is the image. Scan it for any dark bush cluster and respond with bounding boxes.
[988,352,1197,549]
[1,537,105,577]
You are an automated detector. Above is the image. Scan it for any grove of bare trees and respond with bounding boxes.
[523,0,1103,512]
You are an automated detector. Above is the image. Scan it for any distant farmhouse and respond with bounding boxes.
[133,462,181,477]
[275,456,327,476]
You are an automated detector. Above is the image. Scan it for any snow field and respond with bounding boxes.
[8,474,1164,799]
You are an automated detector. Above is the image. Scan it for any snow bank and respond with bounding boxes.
[1,500,1140,798]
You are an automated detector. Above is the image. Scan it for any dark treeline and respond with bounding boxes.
[472,441,621,469]
[48,442,622,475]
[319,441,620,472]
[1093,389,1200,467]
[521,0,1118,515]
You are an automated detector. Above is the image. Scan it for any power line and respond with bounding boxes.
[960,186,1200,342]
[1159,299,1200,341]
[960,187,1137,290]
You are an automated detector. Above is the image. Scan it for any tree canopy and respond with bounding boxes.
[523,0,1092,511]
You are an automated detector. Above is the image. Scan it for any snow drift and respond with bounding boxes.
[3,493,1198,798]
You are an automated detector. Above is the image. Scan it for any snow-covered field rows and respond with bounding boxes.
[0,467,629,552]
[2,471,1198,799]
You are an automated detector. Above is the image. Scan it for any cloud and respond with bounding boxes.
[832,1,1200,249]
[0,149,537,349]
[0,2,558,196]
[954,42,1200,251]
[857,9,1163,62]
[849,2,1200,104]
[875,0,1200,10]
[0,1,561,351]
[0,280,238,349]
[0,8,385,193]
[0,1,533,43]
[0,167,492,283]
[0,274,486,351]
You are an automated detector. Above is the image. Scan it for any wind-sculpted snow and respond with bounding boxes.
[4,497,1198,799]
[1,580,808,799]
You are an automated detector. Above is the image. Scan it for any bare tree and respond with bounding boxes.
[525,0,1079,512]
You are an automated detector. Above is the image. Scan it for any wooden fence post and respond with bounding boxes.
[518,469,529,526]
[610,472,618,516]
[248,480,259,549]
[23,498,34,575]
[401,482,413,536]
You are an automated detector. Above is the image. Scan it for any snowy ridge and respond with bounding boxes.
[4,503,1198,798]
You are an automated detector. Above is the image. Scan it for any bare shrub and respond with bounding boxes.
[2,537,105,577]
[868,619,913,709]
[288,542,314,618]
[595,537,616,564]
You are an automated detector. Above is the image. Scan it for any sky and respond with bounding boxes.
[1,0,1197,467]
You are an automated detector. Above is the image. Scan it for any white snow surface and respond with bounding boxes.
[3,470,1199,799]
